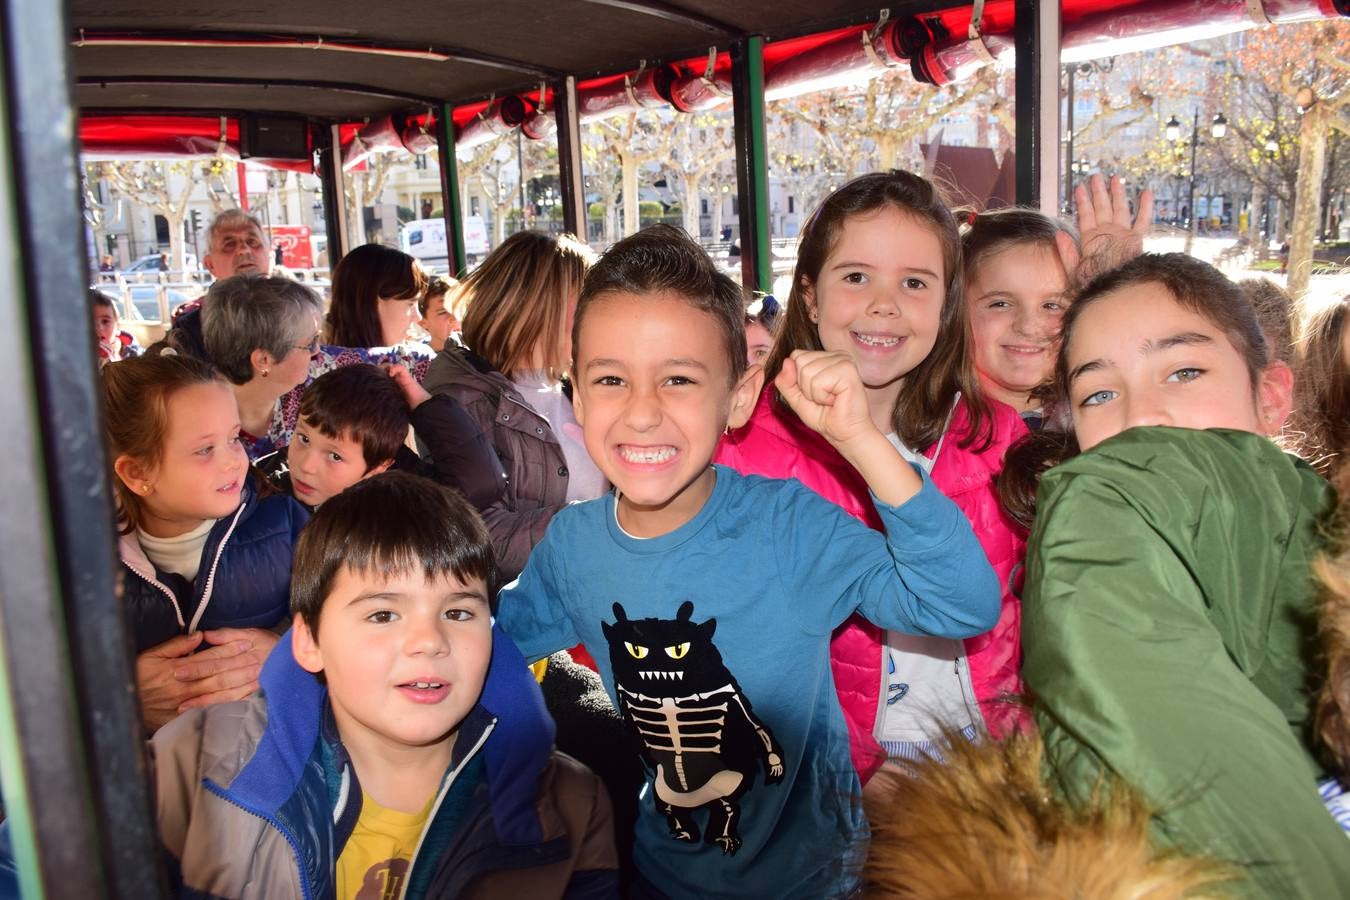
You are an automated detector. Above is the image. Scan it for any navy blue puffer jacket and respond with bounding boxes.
[118,474,309,652]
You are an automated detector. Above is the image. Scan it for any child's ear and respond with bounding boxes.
[290,612,325,674]
[800,277,817,323]
[361,458,395,480]
[112,454,149,493]
[572,383,585,428]
[727,363,765,430]
[1257,360,1295,434]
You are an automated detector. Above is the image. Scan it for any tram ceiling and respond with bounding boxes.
[67,0,906,119]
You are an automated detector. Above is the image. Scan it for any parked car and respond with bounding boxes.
[94,283,201,322]
[120,251,199,277]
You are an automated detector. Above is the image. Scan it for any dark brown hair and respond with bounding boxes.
[325,243,427,348]
[460,231,594,379]
[418,275,460,318]
[998,253,1269,528]
[1289,296,1350,476]
[290,470,495,633]
[1316,462,1350,777]
[102,353,229,534]
[1239,278,1295,365]
[297,364,409,470]
[765,170,990,450]
[90,288,117,315]
[575,224,747,383]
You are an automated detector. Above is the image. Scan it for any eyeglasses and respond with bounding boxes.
[292,334,321,354]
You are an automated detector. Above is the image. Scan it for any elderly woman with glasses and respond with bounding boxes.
[197,275,432,458]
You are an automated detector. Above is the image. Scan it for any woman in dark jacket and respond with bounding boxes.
[422,231,602,582]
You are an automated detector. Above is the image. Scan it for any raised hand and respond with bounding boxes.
[1066,174,1154,285]
[775,350,874,448]
[776,350,921,507]
[384,362,431,409]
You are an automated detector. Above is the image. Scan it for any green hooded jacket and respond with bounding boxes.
[1024,427,1349,898]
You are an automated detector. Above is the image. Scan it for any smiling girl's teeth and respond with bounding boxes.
[411,681,443,689]
[854,333,900,347]
[620,446,676,464]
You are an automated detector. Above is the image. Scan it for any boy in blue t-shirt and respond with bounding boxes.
[497,224,999,899]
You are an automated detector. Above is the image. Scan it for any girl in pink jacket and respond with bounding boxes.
[716,171,1028,783]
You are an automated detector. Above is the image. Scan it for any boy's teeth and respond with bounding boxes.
[621,446,676,464]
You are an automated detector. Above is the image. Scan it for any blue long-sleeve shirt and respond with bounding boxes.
[498,464,998,900]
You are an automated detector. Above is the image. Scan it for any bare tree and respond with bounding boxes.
[94,159,224,270]
[766,65,1008,218]
[583,112,676,239]
[665,111,736,240]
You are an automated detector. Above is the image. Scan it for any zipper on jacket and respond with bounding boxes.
[123,560,187,629]
[203,778,316,900]
[953,655,985,732]
[400,718,497,900]
[186,499,247,633]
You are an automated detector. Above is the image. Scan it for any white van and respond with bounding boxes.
[400,216,489,267]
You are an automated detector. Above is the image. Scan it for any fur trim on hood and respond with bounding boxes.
[863,726,1236,899]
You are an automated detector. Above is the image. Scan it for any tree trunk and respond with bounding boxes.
[683,171,703,239]
[711,192,725,244]
[1248,182,1265,251]
[351,175,368,246]
[621,152,639,238]
[877,134,900,172]
[1288,101,1328,300]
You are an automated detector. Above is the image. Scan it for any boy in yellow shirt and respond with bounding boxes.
[152,471,618,898]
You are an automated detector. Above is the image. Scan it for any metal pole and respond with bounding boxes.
[435,104,468,275]
[321,124,349,267]
[517,126,527,232]
[1064,64,1074,213]
[731,36,771,292]
[0,0,167,893]
[236,159,249,211]
[1014,0,1061,211]
[554,76,587,240]
[1186,109,1199,250]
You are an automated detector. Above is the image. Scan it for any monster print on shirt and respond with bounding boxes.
[601,600,785,855]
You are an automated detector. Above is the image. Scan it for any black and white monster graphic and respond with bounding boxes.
[601,600,784,855]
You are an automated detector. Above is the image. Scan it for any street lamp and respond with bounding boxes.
[1165,115,1182,142]
[1167,109,1228,248]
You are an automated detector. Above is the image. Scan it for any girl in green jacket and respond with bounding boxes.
[1004,253,1350,899]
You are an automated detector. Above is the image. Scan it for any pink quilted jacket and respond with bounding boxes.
[715,386,1029,782]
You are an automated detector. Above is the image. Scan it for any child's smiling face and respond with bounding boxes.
[804,206,946,420]
[128,381,247,537]
[572,290,758,538]
[966,242,1069,411]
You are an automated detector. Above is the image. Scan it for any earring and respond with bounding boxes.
[262,368,269,378]
[141,483,152,494]
[808,309,818,323]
